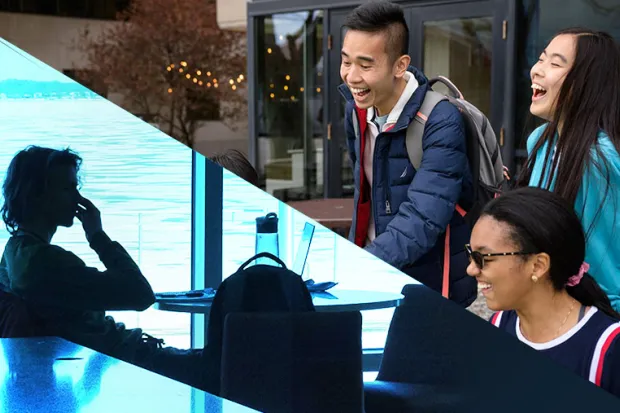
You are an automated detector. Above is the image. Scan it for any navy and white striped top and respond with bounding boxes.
[491,307,620,398]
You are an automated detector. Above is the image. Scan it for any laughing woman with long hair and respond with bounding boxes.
[517,28,620,311]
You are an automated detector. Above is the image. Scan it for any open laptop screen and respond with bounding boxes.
[291,222,315,276]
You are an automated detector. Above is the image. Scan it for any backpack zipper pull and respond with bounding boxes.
[385,199,392,215]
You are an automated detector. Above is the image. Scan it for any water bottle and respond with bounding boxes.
[255,212,279,265]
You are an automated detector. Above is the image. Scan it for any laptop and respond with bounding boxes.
[291,222,315,277]
[156,222,316,302]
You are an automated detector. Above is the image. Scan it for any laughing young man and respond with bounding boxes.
[339,1,477,306]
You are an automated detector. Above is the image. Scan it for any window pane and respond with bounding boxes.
[222,169,281,278]
[0,52,192,349]
[423,17,493,118]
[255,11,325,201]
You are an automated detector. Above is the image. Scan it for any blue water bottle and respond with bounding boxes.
[255,212,279,265]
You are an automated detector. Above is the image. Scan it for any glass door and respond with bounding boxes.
[409,0,514,167]
[326,9,353,199]
[255,11,325,202]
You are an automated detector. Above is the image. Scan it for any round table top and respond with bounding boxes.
[153,289,403,314]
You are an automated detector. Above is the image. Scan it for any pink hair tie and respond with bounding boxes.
[566,262,590,287]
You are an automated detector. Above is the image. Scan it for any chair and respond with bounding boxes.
[364,284,477,412]
[220,311,364,413]
[0,289,47,338]
[363,284,620,412]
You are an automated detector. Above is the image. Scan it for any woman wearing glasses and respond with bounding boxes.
[466,187,620,398]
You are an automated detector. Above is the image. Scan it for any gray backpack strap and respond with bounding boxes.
[351,109,360,140]
[406,90,447,170]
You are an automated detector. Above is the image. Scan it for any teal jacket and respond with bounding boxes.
[0,231,156,361]
[527,124,620,311]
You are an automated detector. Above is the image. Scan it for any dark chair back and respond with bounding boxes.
[367,284,620,412]
[220,311,364,413]
[0,289,47,338]
[377,283,472,385]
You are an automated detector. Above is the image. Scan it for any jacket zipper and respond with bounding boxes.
[381,128,392,216]
[384,159,392,216]
[374,127,392,221]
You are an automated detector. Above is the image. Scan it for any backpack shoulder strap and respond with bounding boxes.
[406,90,447,170]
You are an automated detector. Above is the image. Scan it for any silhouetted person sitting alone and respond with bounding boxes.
[0,146,207,390]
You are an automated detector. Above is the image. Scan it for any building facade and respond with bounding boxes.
[236,0,620,201]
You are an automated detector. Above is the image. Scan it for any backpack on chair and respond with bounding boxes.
[406,76,511,300]
[203,252,315,395]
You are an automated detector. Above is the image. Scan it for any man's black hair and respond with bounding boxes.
[343,1,409,61]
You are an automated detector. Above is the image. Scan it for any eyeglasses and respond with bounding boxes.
[465,244,533,270]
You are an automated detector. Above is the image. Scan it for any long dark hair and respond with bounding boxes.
[1,146,82,235]
[516,28,620,234]
[481,187,619,320]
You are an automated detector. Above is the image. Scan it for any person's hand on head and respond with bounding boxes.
[76,196,104,241]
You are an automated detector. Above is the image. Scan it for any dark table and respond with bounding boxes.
[154,289,403,314]
[0,337,259,413]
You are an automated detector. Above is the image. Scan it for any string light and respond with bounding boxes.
[193,78,198,83]
[300,87,304,92]
[316,87,321,93]
[270,93,275,98]
[179,68,184,73]
[199,81,203,86]
[170,64,175,68]
[207,71,211,76]
[267,48,272,54]
[181,61,187,67]
[270,84,275,89]
[196,70,202,76]
[167,88,173,93]
[214,83,219,88]
[284,85,289,91]
[229,79,234,85]
[239,74,244,80]
[285,75,290,81]
[186,74,191,79]
[232,85,237,90]
[167,67,172,72]
[290,96,295,101]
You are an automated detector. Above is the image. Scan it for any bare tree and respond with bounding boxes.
[77,0,247,148]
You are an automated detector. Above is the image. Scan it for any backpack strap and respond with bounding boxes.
[405,90,451,299]
[405,90,447,170]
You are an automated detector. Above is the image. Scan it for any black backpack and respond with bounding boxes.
[204,252,315,395]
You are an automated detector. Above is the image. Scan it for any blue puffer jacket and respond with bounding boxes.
[339,66,477,307]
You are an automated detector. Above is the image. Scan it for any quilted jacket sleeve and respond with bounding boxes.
[365,101,468,269]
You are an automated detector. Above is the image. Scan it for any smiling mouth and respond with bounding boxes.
[350,87,370,98]
[531,84,547,101]
[479,281,493,294]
